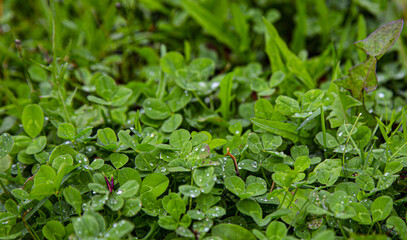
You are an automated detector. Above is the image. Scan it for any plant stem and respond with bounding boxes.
[320,105,327,152]
[189,170,194,210]
[23,209,38,240]
[286,187,298,209]
[278,188,288,210]
[142,222,158,240]
[225,148,240,178]
[192,91,209,111]
[269,181,275,193]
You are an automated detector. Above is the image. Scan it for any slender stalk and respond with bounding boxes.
[342,113,362,179]
[287,199,309,232]
[338,221,347,238]
[320,105,327,150]
[192,91,209,111]
[23,209,38,240]
[225,148,241,178]
[269,181,275,193]
[0,180,7,193]
[286,187,298,209]
[189,171,194,210]
[58,195,63,222]
[142,222,158,240]
[261,168,271,187]
[278,189,288,210]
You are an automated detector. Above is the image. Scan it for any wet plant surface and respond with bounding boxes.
[1,0,407,239]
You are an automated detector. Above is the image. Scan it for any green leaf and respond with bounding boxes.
[34,165,56,185]
[313,230,335,240]
[247,133,262,154]
[316,132,339,149]
[167,87,192,112]
[355,19,404,58]
[118,168,142,186]
[110,153,129,169]
[263,17,314,89]
[110,87,132,107]
[11,188,29,200]
[106,195,124,211]
[90,158,104,170]
[387,216,407,240]
[136,143,155,152]
[189,58,215,79]
[95,75,117,101]
[17,150,36,164]
[254,99,273,120]
[251,118,299,143]
[26,136,47,154]
[294,156,311,172]
[236,199,262,220]
[63,186,82,215]
[335,57,378,99]
[122,198,142,217]
[28,65,47,82]
[158,215,178,230]
[0,133,13,159]
[140,173,169,197]
[170,129,190,148]
[181,0,237,51]
[351,203,371,225]
[22,104,44,138]
[57,123,76,140]
[118,130,137,151]
[5,199,18,215]
[212,223,256,240]
[327,90,362,128]
[218,72,235,120]
[231,3,249,51]
[179,185,201,198]
[97,128,117,151]
[209,138,227,149]
[42,220,65,240]
[371,195,393,222]
[52,154,73,170]
[193,167,214,188]
[356,172,375,192]
[72,215,101,238]
[117,180,139,198]
[307,204,332,216]
[275,96,300,116]
[161,114,183,133]
[87,95,110,105]
[238,159,260,172]
[291,145,309,160]
[225,176,245,197]
[163,193,185,220]
[143,98,171,120]
[269,71,286,88]
[31,165,56,198]
[266,221,287,240]
[160,52,185,75]
[206,206,226,218]
[88,183,109,194]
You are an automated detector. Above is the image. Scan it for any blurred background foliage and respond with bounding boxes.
[0,0,407,121]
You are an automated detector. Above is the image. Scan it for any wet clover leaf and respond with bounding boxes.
[355,19,404,58]
[0,133,14,159]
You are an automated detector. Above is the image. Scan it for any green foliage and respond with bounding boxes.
[1,0,407,239]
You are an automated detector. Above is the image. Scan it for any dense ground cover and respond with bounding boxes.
[1,0,407,239]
